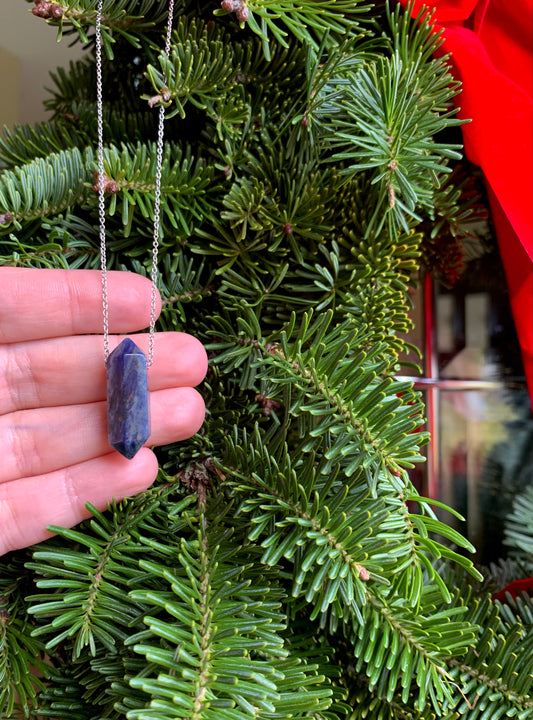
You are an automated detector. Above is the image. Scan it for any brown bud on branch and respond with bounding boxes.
[236,4,249,21]
[148,87,172,108]
[282,222,293,235]
[32,1,65,20]
[220,0,249,23]
[255,394,282,417]
[0,212,14,225]
[92,173,118,195]
[356,564,370,581]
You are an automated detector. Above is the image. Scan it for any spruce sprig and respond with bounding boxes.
[503,486,533,572]
[216,0,374,61]
[125,511,338,720]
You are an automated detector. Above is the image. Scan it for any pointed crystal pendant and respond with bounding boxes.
[106,338,150,460]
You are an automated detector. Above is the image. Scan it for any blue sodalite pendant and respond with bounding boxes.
[106,338,150,460]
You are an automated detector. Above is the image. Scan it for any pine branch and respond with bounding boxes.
[144,19,237,119]
[0,119,86,170]
[156,253,217,329]
[43,59,96,117]
[216,0,374,61]
[445,595,533,719]
[0,143,215,244]
[25,485,187,660]
[32,0,170,53]
[0,556,50,718]
[219,427,485,714]
[258,311,428,475]
[125,509,338,719]
[339,587,533,719]
[321,5,464,239]
[99,142,216,238]
[32,666,96,720]
[0,148,89,233]
[503,486,533,572]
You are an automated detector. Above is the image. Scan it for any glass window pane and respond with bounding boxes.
[438,387,532,560]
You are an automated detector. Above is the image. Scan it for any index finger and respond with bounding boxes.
[0,268,161,343]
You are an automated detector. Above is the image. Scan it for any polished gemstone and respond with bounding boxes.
[106,338,150,460]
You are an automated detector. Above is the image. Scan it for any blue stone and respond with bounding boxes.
[106,338,150,460]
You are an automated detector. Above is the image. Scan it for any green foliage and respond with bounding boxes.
[42,0,170,51]
[100,142,215,238]
[126,518,337,719]
[503,486,533,573]
[0,118,87,169]
[215,0,374,61]
[26,503,158,660]
[447,595,533,720]
[254,310,429,475]
[0,555,50,718]
[0,148,89,234]
[323,4,463,239]
[1,1,531,719]
[145,19,237,119]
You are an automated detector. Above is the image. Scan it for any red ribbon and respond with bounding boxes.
[399,0,533,402]
[492,577,533,602]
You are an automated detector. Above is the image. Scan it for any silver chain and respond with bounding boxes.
[96,0,175,367]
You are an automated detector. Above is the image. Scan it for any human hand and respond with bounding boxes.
[0,268,207,555]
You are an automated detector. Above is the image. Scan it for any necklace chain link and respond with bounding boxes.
[96,0,175,367]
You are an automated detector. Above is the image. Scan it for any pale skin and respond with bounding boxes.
[0,268,208,556]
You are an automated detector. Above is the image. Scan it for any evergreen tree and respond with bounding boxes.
[1,1,532,718]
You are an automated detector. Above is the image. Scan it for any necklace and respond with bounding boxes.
[95,0,175,459]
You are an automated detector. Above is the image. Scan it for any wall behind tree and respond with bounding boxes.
[0,47,20,127]
[0,0,84,127]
